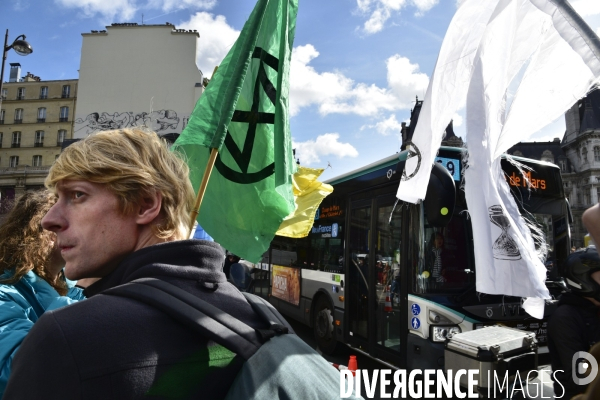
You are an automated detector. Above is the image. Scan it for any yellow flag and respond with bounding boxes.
[276,166,333,238]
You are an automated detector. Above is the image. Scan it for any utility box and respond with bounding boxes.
[445,325,538,393]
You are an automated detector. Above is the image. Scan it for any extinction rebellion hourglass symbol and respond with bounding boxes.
[489,205,521,260]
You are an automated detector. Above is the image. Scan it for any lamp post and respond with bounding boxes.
[0,29,33,106]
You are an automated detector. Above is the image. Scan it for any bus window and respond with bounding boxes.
[417,211,474,293]
[375,200,402,351]
[309,236,344,272]
[348,205,371,340]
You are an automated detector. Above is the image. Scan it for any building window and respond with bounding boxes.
[578,192,583,205]
[541,150,554,164]
[11,132,20,148]
[14,109,23,124]
[583,147,588,163]
[16,87,25,100]
[585,189,591,205]
[37,107,46,123]
[9,156,18,168]
[0,132,2,148]
[559,160,567,172]
[1,89,6,100]
[59,106,69,122]
[61,85,70,98]
[595,147,600,162]
[34,131,44,147]
[32,155,42,167]
[0,109,4,124]
[57,129,66,145]
[39,86,48,99]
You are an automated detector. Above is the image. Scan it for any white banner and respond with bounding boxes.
[398,0,600,318]
[395,1,498,203]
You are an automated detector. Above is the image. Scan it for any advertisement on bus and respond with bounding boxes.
[271,265,301,306]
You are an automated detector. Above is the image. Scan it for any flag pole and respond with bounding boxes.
[188,66,219,235]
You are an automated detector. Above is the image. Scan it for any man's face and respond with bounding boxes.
[435,235,444,248]
[42,180,141,280]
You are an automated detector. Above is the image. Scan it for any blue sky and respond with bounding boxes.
[2,0,599,180]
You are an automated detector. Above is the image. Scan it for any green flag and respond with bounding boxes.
[173,0,298,262]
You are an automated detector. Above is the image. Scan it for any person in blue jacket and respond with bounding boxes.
[0,190,85,395]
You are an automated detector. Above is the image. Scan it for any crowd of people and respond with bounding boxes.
[0,128,289,399]
[0,127,599,399]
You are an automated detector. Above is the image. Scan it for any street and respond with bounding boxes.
[288,318,388,400]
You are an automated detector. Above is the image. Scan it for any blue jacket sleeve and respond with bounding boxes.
[0,284,84,397]
[0,289,37,396]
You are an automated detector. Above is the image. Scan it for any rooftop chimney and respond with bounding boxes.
[9,63,21,83]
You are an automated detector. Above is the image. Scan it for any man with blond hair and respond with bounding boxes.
[4,128,277,399]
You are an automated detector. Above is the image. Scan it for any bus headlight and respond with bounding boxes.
[430,325,461,342]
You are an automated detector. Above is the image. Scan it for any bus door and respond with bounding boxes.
[346,194,407,367]
[371,194,405,366]
[346,199,371,351]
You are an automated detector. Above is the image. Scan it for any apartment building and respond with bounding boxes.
[0,63,77,212]
[75,23,204,143]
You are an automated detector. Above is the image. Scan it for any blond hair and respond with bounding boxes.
[46,128,194,240]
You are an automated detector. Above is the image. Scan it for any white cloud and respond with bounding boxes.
[571,0,600,17]
[54,0,216,22]
[290,45,429,117]
[356,0,439,34]
[386,55,429,107]
[13,0,30,11]
[180,13,430,121]
[55,0,137,21]
[452,112,463,127]
[412,0,439,16]
[293,133,359,165]
[147,0,216,12]
[360,114,403,135]
[178,12,240,76]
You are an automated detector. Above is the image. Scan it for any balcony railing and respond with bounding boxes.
[34,142,44,147]
[0,165,51,176]
[11,143,20,148]
[61,94,70,99]
[59,117,68,122]
[39,95,47,99]
[37,118,45,123]
[13,119,22,124]
[57,141,64,147]
[16,95,25,100]
[0,120,4,125]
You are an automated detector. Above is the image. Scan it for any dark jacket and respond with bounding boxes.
[4,240,273,400]
[548,292,600,399]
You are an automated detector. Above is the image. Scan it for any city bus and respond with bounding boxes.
[253,146,570,371]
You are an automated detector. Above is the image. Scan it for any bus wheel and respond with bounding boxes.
[313,295,338,355]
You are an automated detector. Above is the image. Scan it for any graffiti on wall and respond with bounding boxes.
[75,110,187,135]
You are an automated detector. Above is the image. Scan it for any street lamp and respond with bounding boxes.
[0,29,33,105]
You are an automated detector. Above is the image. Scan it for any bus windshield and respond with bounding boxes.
[415,208,475,294]
[413,187,568,297]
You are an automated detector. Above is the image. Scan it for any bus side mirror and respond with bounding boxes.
[566,198,573,225]
[424,162,456,227]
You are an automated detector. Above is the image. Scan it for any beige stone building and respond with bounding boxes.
[0,63,77,213]
[507,88,600,248]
